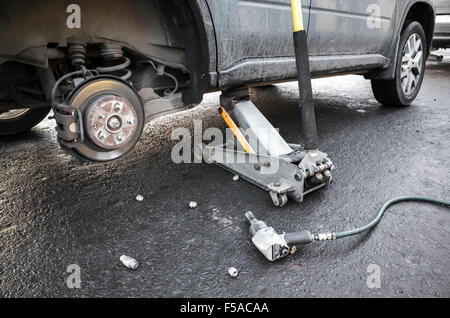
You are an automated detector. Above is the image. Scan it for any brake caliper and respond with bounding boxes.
[52,101,84,148]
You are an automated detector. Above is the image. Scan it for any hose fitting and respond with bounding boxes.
[313,233,337,242]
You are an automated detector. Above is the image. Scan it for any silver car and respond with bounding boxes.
[0,0,436,162]
[433,0,450,48]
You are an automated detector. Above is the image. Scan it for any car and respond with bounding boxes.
[0,0,435,162]
[433,0,450,49]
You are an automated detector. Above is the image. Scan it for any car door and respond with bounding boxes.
[206,0,311,74]
[307,0,396,55]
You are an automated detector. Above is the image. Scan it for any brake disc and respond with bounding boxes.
[67,76,144,162]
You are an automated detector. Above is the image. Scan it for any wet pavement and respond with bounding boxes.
[0,54,449,298]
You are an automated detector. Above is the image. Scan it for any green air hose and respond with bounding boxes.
[334,196,450,240]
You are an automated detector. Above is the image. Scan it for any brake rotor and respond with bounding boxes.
[68,76,144,162]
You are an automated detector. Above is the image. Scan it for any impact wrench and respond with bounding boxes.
[245,196,450,262]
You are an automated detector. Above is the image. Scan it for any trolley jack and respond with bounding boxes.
[202,88,334,207]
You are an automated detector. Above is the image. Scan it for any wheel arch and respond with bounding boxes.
[369,0,435,80]
[162,0,217,104]
[402,1,435,53]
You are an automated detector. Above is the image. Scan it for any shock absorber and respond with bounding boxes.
[68,43,87,68]
[96,44,132,81]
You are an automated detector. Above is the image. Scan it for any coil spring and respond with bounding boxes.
[96,45,132,81]
[68,44,87,68]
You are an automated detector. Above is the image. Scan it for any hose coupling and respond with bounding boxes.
[313,233,337,241]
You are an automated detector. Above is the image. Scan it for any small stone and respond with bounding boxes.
[136,195,144,202]
[232,175,239,182]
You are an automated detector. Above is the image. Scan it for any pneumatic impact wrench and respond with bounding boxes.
[245,212,322,262]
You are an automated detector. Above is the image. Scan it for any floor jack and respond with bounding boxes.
[203,88,334,207]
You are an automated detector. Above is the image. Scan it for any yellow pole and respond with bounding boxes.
[219,106,256,154]
[291,0,304,32]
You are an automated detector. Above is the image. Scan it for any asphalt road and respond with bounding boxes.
[1,54,449,298]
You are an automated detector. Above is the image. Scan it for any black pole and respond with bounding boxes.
[293,30,318,150]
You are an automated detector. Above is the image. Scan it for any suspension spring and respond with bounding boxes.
[96,44,132,81]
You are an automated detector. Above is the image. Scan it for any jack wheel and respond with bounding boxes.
[270,191,288,207]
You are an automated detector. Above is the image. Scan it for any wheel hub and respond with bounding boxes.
[85,95,138,150]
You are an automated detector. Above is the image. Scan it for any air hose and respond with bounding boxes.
[334,196,450,239]
[246,196,450,261]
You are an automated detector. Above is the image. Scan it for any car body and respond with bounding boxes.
[0,0,436,102]
[0,0,436,161]
[433,0,450,48]
[207,0,435,88]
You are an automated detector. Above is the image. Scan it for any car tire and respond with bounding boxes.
[0,107,50,136]
[371,21,427,107]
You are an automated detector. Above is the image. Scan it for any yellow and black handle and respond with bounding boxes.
[291,0,317,150]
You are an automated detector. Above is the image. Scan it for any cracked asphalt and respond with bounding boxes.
[1,52,449,298]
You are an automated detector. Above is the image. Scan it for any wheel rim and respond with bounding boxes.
[401,33,423,96]
[0,109,30,120]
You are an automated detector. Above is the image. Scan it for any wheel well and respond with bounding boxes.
[0,1,211,105]
[402,2,435,53]
[157,0,211,105]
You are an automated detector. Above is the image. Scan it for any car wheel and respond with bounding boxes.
[371,21,427,107]
[0,107,50,136]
